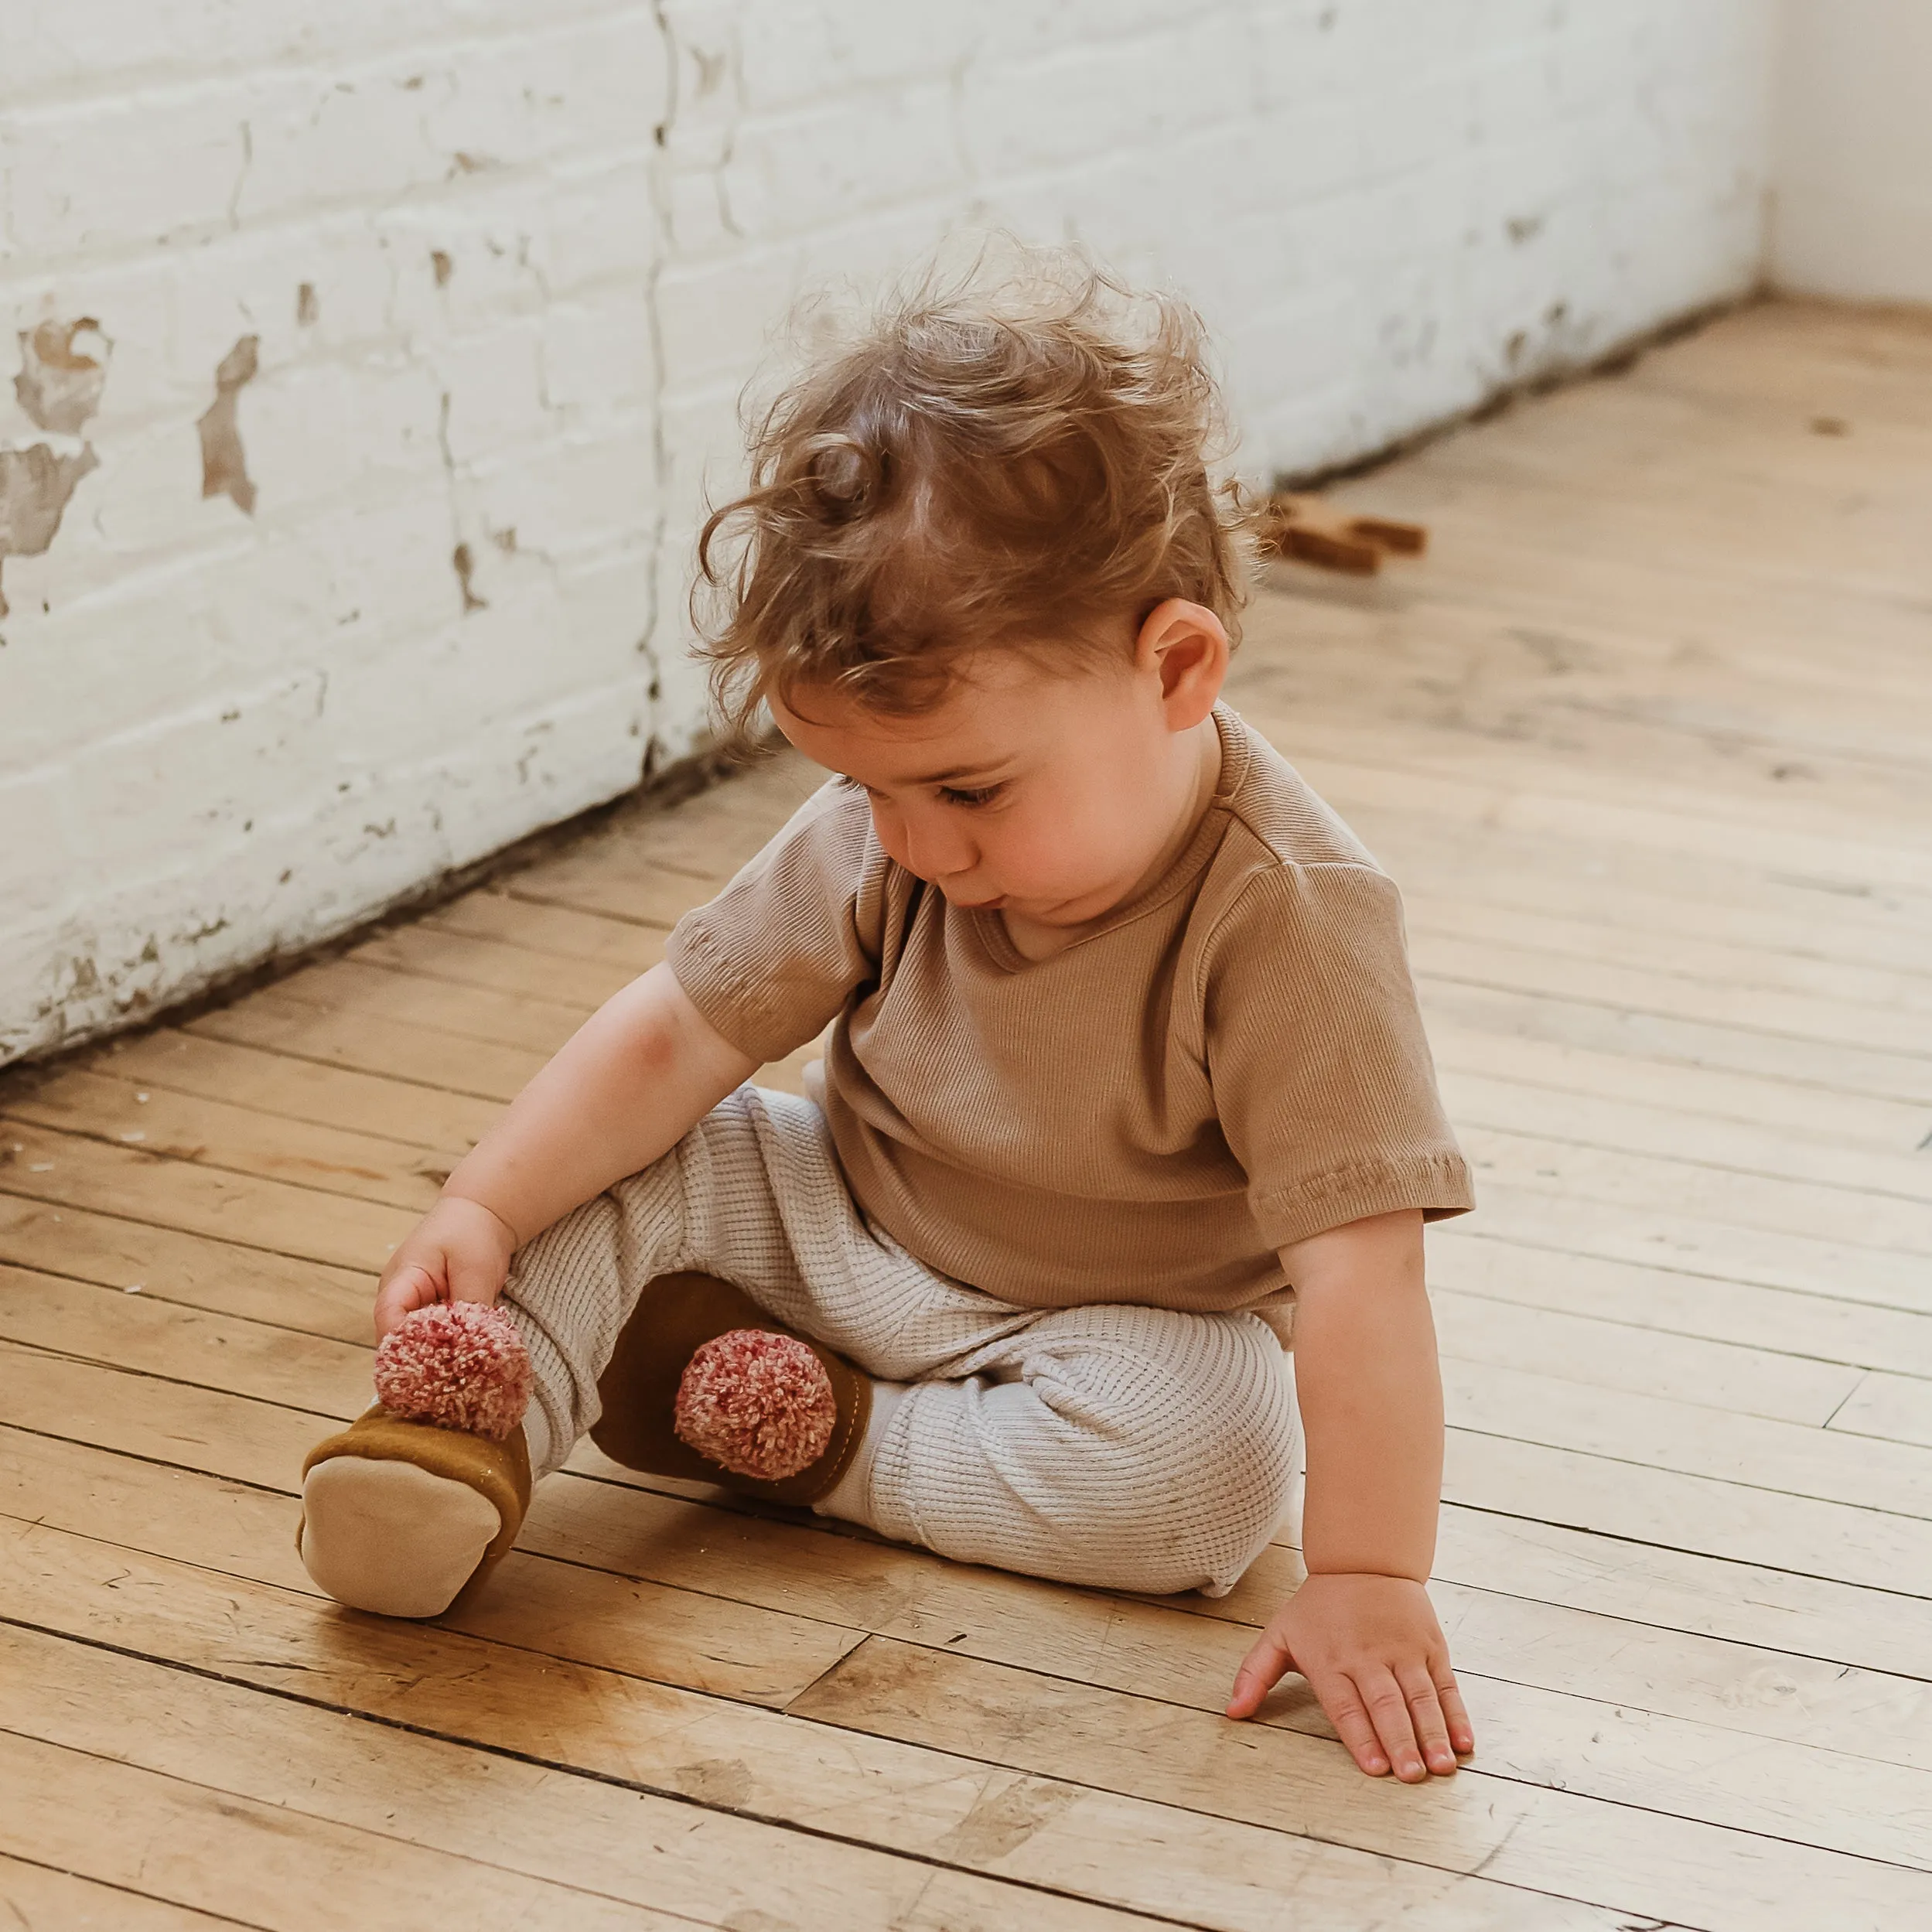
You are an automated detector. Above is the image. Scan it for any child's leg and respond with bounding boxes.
[824,1299,1301,1597]
[496,1083,1043,1479]
[551,1084,1300,1596]
[549,1084,1299,1597]
[299,1083,855,1615]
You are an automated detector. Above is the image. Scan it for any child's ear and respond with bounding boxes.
[1137,599,1229,729]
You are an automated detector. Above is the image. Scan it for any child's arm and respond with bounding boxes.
[1224,1207,1475,1780]
[373,962,757,1336]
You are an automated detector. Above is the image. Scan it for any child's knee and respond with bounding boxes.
[1033,1317,1299,1548]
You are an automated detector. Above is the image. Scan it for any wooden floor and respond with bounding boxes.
[5,299,1932,1931]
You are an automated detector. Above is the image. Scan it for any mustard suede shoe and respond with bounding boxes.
[296,1302,533,1619]
[591,1271,871,1508]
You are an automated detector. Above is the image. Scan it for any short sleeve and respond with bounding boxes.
[664,779,880,1064]
[1203,862,1473,1251]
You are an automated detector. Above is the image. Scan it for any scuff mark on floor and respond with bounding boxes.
[198,334,261,515]
[1,318,111,617]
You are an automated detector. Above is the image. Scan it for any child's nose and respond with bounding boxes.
[893,804,976,884]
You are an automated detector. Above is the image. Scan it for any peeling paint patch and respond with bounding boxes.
[15,319,111,432]
[0,445,100,617]
[431,250,454,288]
[198,334,261,515]
[296,282,320,326]
[1,319,111,618]
[452,541,486,612]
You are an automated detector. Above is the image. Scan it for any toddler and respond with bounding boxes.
[297,256,1476,1783]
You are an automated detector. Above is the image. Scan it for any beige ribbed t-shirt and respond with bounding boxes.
[665,706,1472,1319]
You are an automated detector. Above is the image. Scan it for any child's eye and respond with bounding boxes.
[937,783,1005,808]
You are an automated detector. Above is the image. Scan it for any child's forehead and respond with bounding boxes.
[773,654,1119,784]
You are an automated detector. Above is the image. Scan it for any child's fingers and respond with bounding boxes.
[1224,1628,1294,1720]
[1435,1669,1476,1758]
[1314,1671,1391,1777]
[1394,1662,1459,1776]
[373,1262,445,1337]
[1354,1665,1429,1782]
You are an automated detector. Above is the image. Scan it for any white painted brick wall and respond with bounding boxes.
[1,0,1777,1064]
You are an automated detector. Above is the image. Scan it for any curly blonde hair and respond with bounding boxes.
[692,247,1257,736]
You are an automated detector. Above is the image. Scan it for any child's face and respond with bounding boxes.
[770,600,1227,931]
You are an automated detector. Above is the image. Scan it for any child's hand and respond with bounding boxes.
[1224,1571,1473,1781]
[373,1194,521,1340]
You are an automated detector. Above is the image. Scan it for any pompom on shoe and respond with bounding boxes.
[674,1329,838,1480]
[374,1299,532,1439]
[592,1271,871,1507]
[297,1301,534,1620]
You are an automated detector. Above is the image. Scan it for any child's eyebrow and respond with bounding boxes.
[902,760,1012,787]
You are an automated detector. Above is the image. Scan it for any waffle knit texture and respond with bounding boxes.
[665,704,1473,1319]
[503,1086,1301,1596]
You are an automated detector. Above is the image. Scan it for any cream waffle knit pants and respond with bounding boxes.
[501,1084,1301,1596]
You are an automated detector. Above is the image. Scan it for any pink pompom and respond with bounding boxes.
[374,1301,531,1441]
[674,1329,836,1481]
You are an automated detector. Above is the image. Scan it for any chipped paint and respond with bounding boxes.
[0,445,101,618]
[452,541,486,611]
[1,319,111,617]
[197,333,260,515]
[15,319,111,433]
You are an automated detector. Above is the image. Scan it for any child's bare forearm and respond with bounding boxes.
[1281,1208,1442,1581]
[441,961,756,1247]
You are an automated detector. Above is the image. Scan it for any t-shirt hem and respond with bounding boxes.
[1250,1152,1475,1252]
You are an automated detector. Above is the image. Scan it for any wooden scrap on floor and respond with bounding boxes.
[1259,490,1429,575]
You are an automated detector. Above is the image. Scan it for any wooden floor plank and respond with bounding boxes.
[1413,930,1932,1060]
[1829,1370,1932,1450]
[1428,1019,1932,1157]
[1429,1232,1932,1380]
[0,1727,684,1932]
[0,1857,254,1932]
[0,1121,411,1272]
[0,1190,373,1342]
[185,990,548,1101]
[1441,1427,1932,1597]
[426,887,691,965]
[347,922,653,1008]
[1432,1288,1865,1423]
[1438,1066,1932,1203]
[2,1068,450,1212]
[1460,1180,1932,1317]
[267,957,595,1056]
[1463,1124,1932,1257]
[92,1026,505,1149]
